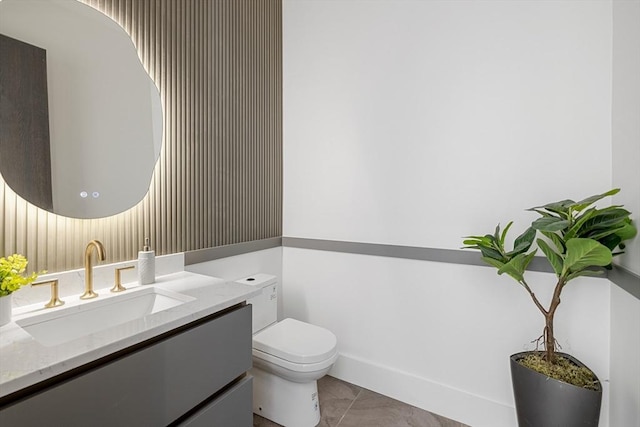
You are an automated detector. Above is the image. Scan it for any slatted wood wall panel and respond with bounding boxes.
[0,0,282,272]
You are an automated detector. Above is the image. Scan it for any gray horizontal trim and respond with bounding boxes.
[184,237,282,265]
[282,237,556,273]
[608,265,640,300]
[282,237,640,300]
[184,237,639,300]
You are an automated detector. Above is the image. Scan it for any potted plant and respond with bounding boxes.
[462,189,637,427]
[0,254,39,326]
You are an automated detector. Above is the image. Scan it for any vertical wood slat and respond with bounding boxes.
[0,0,282,273]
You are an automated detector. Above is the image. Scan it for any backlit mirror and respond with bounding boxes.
[0,0,162,219]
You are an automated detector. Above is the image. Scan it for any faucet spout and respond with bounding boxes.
[81,240,106,299]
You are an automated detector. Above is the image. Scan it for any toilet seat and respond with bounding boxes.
[253,347,338,375]
[253,318,338,367]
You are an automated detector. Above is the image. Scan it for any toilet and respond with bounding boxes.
[235,274,338,427]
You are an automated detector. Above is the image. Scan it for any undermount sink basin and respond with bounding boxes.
[16,287,195,346]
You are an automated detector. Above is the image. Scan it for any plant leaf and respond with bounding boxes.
[482,256,505,270]
[527,199,575,216]
[585,225,628,242]
[484,233,498,245]
[532,217,571,232]
[564,207,597,240]
[498,250,537,282]
[479,245,504,261]
[462,239,490,247]
[577,208,632,235]
[568,189,620,212]
[500,221,513,247]
[494,224,501,245]
[506,227,536,256]
[537,238,563,277]
[463,235,498,248]
[596,234,622,253]
[540,230,565,253]
[462,235,493,241]
[566,269,605,282]
[562,238,612,275]
[614,220,637,241]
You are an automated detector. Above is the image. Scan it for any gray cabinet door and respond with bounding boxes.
[0,305,252,426]
[180,376,253,427]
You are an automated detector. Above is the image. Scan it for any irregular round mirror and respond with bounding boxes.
[0,0,162,218]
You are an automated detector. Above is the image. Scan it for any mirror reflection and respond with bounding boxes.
[0,0,163,219]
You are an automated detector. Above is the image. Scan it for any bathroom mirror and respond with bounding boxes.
[0,0,162,219]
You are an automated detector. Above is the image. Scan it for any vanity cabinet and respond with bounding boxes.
[0,304,252,426]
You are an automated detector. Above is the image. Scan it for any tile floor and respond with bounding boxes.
[253,375,469,427]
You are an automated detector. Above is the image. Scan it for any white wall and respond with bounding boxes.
[185,248,284,317]
[283,1,617,426]
[283,248,610,426]
[612,0,640,275]
[610,1,640,426]
[284,0,612,247]
[610,285,640,427]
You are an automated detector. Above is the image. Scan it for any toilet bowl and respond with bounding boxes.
[235,275,338,427]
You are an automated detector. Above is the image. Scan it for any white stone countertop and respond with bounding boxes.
[0,271,260,399]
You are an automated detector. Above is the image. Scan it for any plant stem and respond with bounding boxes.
[544,278,566,363]
[521,277,567,363]
[520,279,548,317]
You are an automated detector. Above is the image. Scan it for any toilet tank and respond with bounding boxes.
[235,274,278,334]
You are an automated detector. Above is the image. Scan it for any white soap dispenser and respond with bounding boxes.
[138,238,155,285]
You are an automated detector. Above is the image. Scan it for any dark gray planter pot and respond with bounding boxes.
[510,351,602,427]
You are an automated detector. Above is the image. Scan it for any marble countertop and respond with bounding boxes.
[0,271,260,399]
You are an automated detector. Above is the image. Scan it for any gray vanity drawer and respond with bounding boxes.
[179,375,253,427]
[0,304,252,426]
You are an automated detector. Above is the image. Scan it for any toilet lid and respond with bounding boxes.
[253,318,337,364]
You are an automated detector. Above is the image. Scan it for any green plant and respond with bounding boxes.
[0,254,39,297]
[463,189,637,367]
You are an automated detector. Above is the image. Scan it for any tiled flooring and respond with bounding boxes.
[253,375,469,427]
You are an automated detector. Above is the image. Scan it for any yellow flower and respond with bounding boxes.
[0,254,39,297]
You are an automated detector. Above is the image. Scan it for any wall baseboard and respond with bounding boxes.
[329,353,516,427]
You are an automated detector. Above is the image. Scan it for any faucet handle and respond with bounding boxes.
[32,279,65,308]
[112,265,135,293]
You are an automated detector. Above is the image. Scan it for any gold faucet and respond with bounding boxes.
[81,240,106,300]
[32,279,65,308]
[112,265,135,293]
